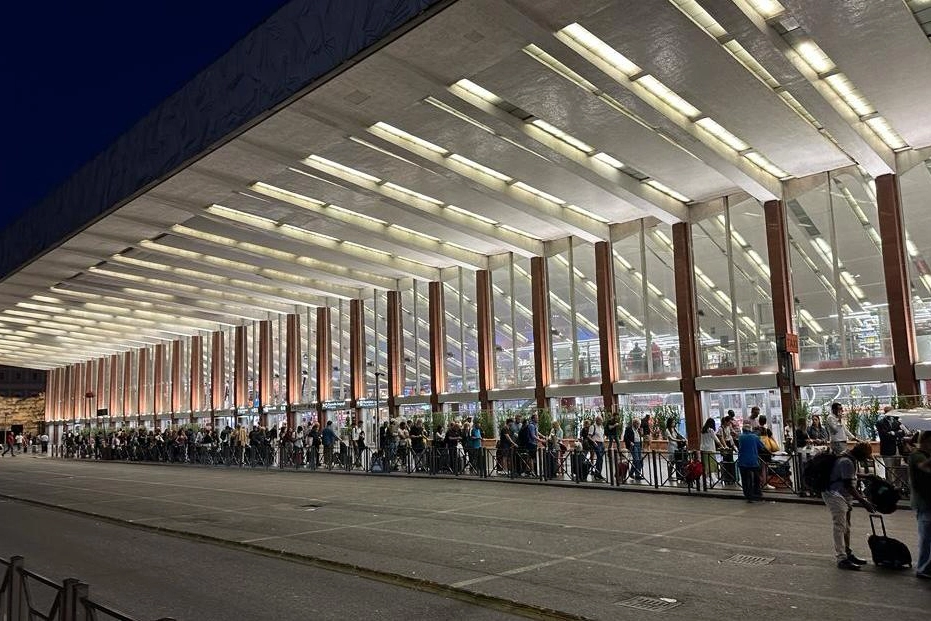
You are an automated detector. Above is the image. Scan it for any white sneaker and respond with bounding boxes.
[763,484,775,490]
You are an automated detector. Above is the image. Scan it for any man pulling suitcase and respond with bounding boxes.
[818,442,876,570]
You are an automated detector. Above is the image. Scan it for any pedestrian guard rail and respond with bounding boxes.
[0,555,175,621]
[53,441,911,500]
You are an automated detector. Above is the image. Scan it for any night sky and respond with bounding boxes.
[0,0,288,232]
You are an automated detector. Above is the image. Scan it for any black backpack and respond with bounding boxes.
[862,474,901,514]
[803,452,838,493]
[517,424,531,450]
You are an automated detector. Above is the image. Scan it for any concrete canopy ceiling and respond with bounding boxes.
[3,0,931,369]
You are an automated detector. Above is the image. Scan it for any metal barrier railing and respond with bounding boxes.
[1,555,174,621]
[53,440,912,501]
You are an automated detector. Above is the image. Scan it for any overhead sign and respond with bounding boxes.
[355,399,379,408]
[322,400,349,410]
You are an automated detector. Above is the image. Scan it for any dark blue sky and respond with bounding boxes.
[0,0,288,232]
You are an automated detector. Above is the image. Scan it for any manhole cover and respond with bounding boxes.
[722,554,774,566]
[616,596,680,612]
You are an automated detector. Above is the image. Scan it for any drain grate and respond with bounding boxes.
[722,554,774,566]
[616,596,681,612]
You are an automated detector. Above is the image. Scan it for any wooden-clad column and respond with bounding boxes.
[764,200,799,421]
[233,325,248,409]
[122,353,133,417]
[66,365,75,421]
[673,222,703,449]
[190,335,203,414]
[349,300,365,423]
[876,174,920,398]
[258,320,273,426]
[476,270,495,412]
[315,307,332,427]
[595,241,619,411]
[170,340,182,419]
[109,354,119,418]
[95,358,105,420]
[153,344,165,416]
[428,282,446,414]
[210,331,225,411]
[530,256,553,410]
[285,313,301,429]
[386,290,403,419]
[44,370,54,422]
[137,350,148,416]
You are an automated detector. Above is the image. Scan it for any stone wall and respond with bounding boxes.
[1,393,45,435]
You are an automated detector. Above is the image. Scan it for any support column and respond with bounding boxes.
[531,257,553,410]
[386,290,403,419]
[673,222,703,449]
[122,353,133,417]
[210,331,225,412]
[258,320,273,426]
[285,313,301,429]
[109,354,119,418]
[315,307,332,427]
[137,350,148,417]
[595,241,619,411]
[476,270,495,412]
[764,200,799,421]
[94,359,104,419]
[190,335,203,414]
[170,340,182,419]
[233,325,247,409]
[876,174,920,398]
[349,300,366,424]
[428,282,446,414]
[45,370,54,422]
[65,365,74,421]
[153,344,165,416]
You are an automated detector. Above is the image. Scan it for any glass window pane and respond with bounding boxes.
[900,159,931,360]
[613,229,646,378]
[643,223,680,377]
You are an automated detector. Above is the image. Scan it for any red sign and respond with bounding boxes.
[784,333,799,354]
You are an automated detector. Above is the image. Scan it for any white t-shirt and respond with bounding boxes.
[589,424,605,443]
[700,430,718,452]
[826,414,847,442]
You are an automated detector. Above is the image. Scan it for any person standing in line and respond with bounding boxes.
[748,406,761,433]
[589,415,605,481]
[605,413,620,451]
[822,442,875,571]
[623,418,645,481]
[699,418,722,481]
[826,402,848,455]
[908,430,931,580]
[737,425,765,502]
[322,420,338,467]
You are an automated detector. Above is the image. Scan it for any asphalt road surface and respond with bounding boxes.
[0,457,928,620]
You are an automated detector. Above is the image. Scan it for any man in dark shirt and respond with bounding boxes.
[822,442,875,570]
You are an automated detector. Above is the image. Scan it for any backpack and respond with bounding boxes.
[803,452,838,493]
[684,460,703,483]
[517,424,531,450]
[862,474,901,514]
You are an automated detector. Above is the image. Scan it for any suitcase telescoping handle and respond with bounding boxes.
[869,513,887,537]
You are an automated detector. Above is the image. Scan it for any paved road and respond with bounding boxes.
[0,458,928,620]
[0,500,525,620]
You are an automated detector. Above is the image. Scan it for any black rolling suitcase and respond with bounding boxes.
[571,451,591,481]
[544,450,558,479]
[868,514,912,569]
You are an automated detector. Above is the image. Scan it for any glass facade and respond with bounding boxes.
[364,290,389,400]
[401,280,430,396]
[443,268,479,393]
[899,157,931,361]
[692,198,775,375]
[491,254,535,389]
[786,170,891,369]
[613,221,680,379]
[548,239,601,384]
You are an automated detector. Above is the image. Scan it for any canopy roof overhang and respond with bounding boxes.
[4,0,931,369]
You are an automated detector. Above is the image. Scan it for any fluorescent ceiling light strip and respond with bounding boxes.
[644,179,690,203]
[305,154,381,183]
[529,119,595,153]
[592,152,625,169]
[499,224,541,240]
[445,204,498,225]
[745,0,786,19]
[207,204,276,228]
[669,0,727,38]
[371,122,448,154]
[251,182,327,209]
[326,202,389,225]
[864,117,907,150]
[557,23,642,76]
[722,40,781,89]
[391,224,441,243]
[447,153,513,182]
[695,117,750,151]
[454,79,505,105]
[634,75,702,119]
[567,204,609,224]
[744,150,789,178]
[511,181,566,205]
[382,182,444,206]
